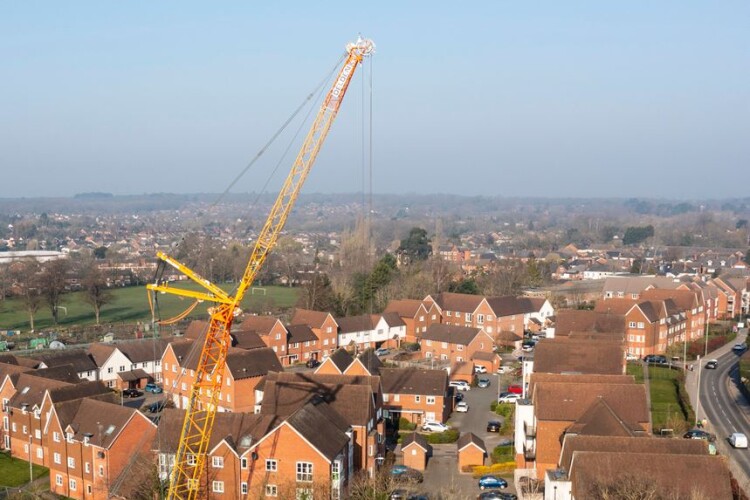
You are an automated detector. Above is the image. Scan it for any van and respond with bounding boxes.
[730,433,748,449]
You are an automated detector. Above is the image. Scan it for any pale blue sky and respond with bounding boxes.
[1,1,748,199]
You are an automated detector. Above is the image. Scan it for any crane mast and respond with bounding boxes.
[147,37,374,500]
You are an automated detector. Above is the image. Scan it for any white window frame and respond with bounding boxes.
[212,456,223,468]
[296,461,313,482]
[266,484,278,497]
[426,396,436,405]
[212,480,224,493]
[266,459,278,472]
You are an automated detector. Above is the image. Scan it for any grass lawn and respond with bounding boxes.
[648,365,694,434]
[0,452,49,487]
[627,362,644,383]
[0,283,300,333]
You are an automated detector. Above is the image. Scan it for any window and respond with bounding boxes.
[187,454,197,466]
[99,465,104,477]
[447,311,452,317]
[324,339,329,346]
[441,342,447,348]
[383,394,389,402]
[637,322,645,329]
[266,459,278,472]
[36,447,43,459]
[241,482,248,494]
[107,367,113,374]
[332,460,341,481]
[427,396,435,405]
[266,484,278,497]
[426,340,432,346]
[87,485,92,494]
[69,479,77,491]
[54,453,61,464]
[394,394,400,402]
[181,383,187,391]
[68,457,75,468]
[23,443,28,454]
[212,456,223,468]
[293,343,299,349]
[212,481,224,493]
[304,341,310,347]
[275,333,281,340]
[415,395,421,403]
[119,365,125,372]
[11,422,16,432]
[432,314,436,320]
[273,346,278,352]
[477,314,484,324]
[296,462,313,482]
[327,326,332,333]
[628,321,636,328]
[85,462,91,473]
[22,425,27,435]
[172,365,177,373]
[465,313,472,322]
[241,457,248,469]
[227,394,231,402]
[456,344,464,351]
[34,429,41,439]
[54,474,63,486]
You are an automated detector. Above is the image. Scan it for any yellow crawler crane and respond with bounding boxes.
[147,36,374,500]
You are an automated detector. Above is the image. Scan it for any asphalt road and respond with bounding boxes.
[697,331,750,477]
[448,374,513,450]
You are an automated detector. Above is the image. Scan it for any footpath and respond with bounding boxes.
[684,329,750,489]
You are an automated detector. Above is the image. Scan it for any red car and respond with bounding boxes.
[507,384,523,394]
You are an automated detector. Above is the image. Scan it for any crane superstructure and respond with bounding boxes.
[146,36,374,500]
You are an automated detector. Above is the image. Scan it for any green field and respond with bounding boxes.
[0,283,300,332]
[0,452,49,487]
[648,365,694,434]
[626,362,644,383]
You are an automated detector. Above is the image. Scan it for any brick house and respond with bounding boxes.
[285,324,321,365]
[515,378,649,477]
[162,341,282,412]
[419,324,495,367]
[87,338,170,389]
[383,299,440,343]
[456,432,486,471]
[423,292,529,338]
[259,371,384,476]
[46,398,157,500]
[236,316,290,361]
[380,368,450,425]
[401,432,430,471]
[315,348,355,375]
[336,314,406,352]
[290,309,340,358]
[529,338,626,378]
[641,288,705,341]
[35,350,99,382]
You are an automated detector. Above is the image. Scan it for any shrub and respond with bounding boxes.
[490,401,498,412]
[471,463,515,477]
[425,429,460,444]
[398,417,416,431]
[491,445,514,464]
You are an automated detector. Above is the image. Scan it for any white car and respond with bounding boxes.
[730,432,748,448]
[474,365,487,374]
[625,352,639,362]
[496,365,512,374]
[422,421,449,433]
[498,393,521,403]
[455,401,469,413]
[449,380,471,391]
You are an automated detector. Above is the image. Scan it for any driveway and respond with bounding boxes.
[448,374,514,449]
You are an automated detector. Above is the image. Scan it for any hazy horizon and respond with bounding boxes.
[2,2,748,199]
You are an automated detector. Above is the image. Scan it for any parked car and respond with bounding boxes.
[478,492,517,500]
[486,420,502,432]
[474,365,488,374]
[305,358,320,368]
[521,343,535,353]
[375,348,390,357]
[625,352,639,362]
[684,429,713,441]
[644,354,668,364]
[498,393,521,403]
[733,343,747,352]
[477,377,491,388]
[422,421,450,433]
[390,465,424,483]
[147,401,166,413]
[455,392,464,402]
[496,365,512,374]
[123,389,143,398]
[449,380,471,391]
[705,359,718,369]
[478,475,508,490]
[730,432,748,448]
[144,383,163,394]
[507,384,523,394]
[456,401,469,413]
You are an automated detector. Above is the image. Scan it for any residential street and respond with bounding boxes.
[687,329,750,491]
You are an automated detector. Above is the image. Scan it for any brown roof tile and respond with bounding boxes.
[534,381,648,425]
[555,310,626,336]
[380,368,447,396]
[287,324,318,343]
[384,299,425,318]
[533,338,624,375]
[422,324,482,345]
[285,399,351,461]
[36,350,98,373]
[55,397,150,448]
[457,432,486,453]
[402,432,430,452]
[429,292,485,313]
[335,314,377,334]
[290,309,333,329]
[326,348,354,373]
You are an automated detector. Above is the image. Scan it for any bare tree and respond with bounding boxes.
[82,264,114,325]
[39,258,70,325]
[10,259,42,331]
[0,263,12,301]
[274,236,304,287]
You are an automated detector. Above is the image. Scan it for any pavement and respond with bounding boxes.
[685,329,750,491]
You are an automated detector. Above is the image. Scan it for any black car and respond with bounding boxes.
[486,420,502,432]
[478,492,517,500]
[684,429,713,441]
[705,360,718,369]
[454,392,464,402]
[305,358,320,368]
[644,354,668,364]
[123,389,143,398]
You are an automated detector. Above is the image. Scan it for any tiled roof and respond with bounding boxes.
[402,432,430,452]
[112,338,171,364]
[229,330,267,350]
[31,364,81,383]
[356,348,383,376]
[487,296,536,316]
[471,351,498,362]
[36,350,98,373]
[226,348,283,380]
[559,435,707,471]
[327,348,354,373]
[290,309,333,329]
[534,382,649,425]
[238,315,281,336]
[287,324,318,343]
[117,369,151,382]
[528,373,633,398]
[384,299,424,317]
[380,312,406,328]
[533,338,624,375]
[87,343,117,367]
[422,324,482,345]
[569,452,732,499]
[285,399,351,461]
[456,432,486,453]
[555,310,626,336]
[183,320,209,340]
[335,314,377,334]
[54,398,148,448]
[565,398,646,436]
[640,288,699,311]
[429,292,484,313]
[380,368,447,396]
